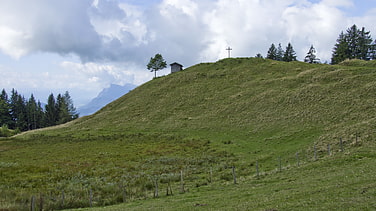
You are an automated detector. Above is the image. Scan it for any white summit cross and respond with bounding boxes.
[226,46,232,58]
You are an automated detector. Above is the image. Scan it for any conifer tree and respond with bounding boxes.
[266,43,277,60]
[27,94,38,130]
[283,43,297,62]
[304,45,320,64]
[359,27,373,60]
[45,93,58,127]
[331,32,349,64]
[9,89,27,130]
[26,94,44,130]
[64,91,79,120]
[56,91,78,124]
[347,24,360,59]
[36,101,44,128]
[0,89,11,127]
[369,40,376,60]
[276,43,284,61]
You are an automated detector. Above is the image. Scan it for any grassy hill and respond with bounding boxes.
[1,58,376,210]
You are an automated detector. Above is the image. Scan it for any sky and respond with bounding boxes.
[0,0,376,107]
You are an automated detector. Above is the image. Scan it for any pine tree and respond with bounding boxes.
[304,45,320,64]
[347,24,359,59]
[0,96,8,126]
[9,89,27,131]
[331,32,349,64]
[276,43,284,61]
[369,40,376,60]
[36,101,44,128]
[56,91,79,124]
[358,27,373,60]
[26,94,38,130]
[45,94,58,127]
[266,43,277,60]
[283,43,297,62]
[0,89,11,127]
[64,91,79,120]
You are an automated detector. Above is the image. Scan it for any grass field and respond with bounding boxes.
[1,58,376,210]
[71,141,376,211]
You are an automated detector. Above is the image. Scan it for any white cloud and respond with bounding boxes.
[321,0,353,7]
[0,0,375,63]
[0,26,30,59]
[159,0,199,19]
[1,0,376,105]
[0,0,101,60]
[59,60,150,87]
[281,2,349,61]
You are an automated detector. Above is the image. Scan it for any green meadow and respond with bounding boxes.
[1,58,376,210]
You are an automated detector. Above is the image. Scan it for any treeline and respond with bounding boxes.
[258,24,376,64]
[0,89,78,135]
[263,42,301,62]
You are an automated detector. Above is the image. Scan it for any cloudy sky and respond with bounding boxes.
[0,0,375,107]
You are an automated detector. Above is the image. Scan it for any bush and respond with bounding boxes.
[0,125,20,137]
[0,125,11,137]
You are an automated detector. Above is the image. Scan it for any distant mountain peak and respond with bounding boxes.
[78,83,137,116]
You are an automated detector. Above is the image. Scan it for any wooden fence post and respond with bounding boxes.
[180,170,185,193]
[166,180,173,196]
[296,152,300,167]
[209,167,213,184]
[340,137,343,152]
[278,157,282,172]
[256,160,259,178]
[327,144,331,156]
[89,188,93,207]
[122,187,127,203]
[314,144,317,161]
[154,177,159,198]
[30,195,35,211]
[232,166,237,184]
[60,190,65,208]
[39,193,43,211]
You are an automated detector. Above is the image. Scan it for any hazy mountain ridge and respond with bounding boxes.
[78,83,136,116]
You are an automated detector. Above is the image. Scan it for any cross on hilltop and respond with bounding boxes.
[226,47,232,58]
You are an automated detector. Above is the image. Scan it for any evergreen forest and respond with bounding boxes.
[0,89,78,136]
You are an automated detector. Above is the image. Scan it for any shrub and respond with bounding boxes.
[0,125,11,137]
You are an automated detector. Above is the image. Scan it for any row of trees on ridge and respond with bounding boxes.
[259,24,375,64]
[259,42,320,64]
[0,89,78,135]
[264,42,300,62]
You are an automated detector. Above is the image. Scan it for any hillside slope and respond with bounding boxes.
[3,58,376,210]
[41,58,376,147]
